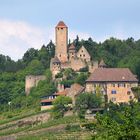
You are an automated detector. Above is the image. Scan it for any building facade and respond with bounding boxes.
[85,68,138,103]
[41,83,84,110]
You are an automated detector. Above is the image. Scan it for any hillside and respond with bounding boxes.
[0,37,140,139]
[0,112,92,140]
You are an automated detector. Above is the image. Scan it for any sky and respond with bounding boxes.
[0,0,140,60]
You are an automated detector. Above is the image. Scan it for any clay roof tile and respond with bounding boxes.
[69,44,76,50]
[86,68,138,82]
[56,21,67,28]
[99,59,106,67]
[51,56,61,63]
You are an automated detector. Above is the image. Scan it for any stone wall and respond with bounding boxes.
[70,58,86,71]
[88,61,98,73]
[25,75,46,95]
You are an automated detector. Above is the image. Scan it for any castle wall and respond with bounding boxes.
[88,61,98,73]
[70,58,86,71]
[25,75,46,95]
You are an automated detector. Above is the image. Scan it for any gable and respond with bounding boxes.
[77,46,91,59]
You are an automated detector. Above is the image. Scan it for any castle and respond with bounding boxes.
[50,21,98,78]
[25,21,138,105]
[25,21,98,95]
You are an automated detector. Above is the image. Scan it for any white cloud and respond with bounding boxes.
[0,20,53,60]
[69,29,91,41]
[0,19,139,60]
[0,20,92,60]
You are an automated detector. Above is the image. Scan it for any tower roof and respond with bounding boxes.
[51,56,61,64]
[56,21,67,28]
[99,59,107,68]
[69,44,76,50]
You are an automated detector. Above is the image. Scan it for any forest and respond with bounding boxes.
[0,36,140,116]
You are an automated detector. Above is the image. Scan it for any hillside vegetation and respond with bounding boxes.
[0,37,140,120]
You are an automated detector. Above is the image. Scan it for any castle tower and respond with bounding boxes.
[99,59,107,68]
[55,21,68,63]
[68,44,76,60]
[50,56,61,78]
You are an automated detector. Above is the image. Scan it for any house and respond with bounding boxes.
[85,68,138,103]
[41,90,68,111]
[41,83,84,110]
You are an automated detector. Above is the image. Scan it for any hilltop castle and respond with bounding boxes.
[25,21,138,105]
[25,21,98,95]
[50,21,98,77]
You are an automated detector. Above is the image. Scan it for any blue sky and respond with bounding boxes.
[0,0,140,60]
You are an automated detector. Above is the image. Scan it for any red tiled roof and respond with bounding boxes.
[99,59,106,67]
[56,21,67,28]
[68,83,85,96]
[71,83,84,92]
[86,68,138,82]
[51,56,61,63]
[54,90,68,96]
[69,44,76,50]
[41,99,54,103]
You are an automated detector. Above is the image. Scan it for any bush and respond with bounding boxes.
[65,124,81,132]
[52,96,72,119]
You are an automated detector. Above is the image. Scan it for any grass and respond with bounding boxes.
[0,109,48,126]
[0,116,83,136]
[17,130,92,140]
[27,115,83,132]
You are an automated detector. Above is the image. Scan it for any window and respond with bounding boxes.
[111,97,116,102]
[59,54,61,57]
[83,54,85,57]
[118,83,126,87]
[81,50,83,52]
[127,84,130,88]
[112,84,115,87]
[111,90,117,94]
[129,96,133,100]
[61,28,63,30]
[80,54,82,57]
[127,91,131,95]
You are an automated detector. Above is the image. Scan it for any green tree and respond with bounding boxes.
[25,59,45,75]
[75,72,88,86]
[94,102,140,140]
[52,96,72,118]
[75,93,102,118]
